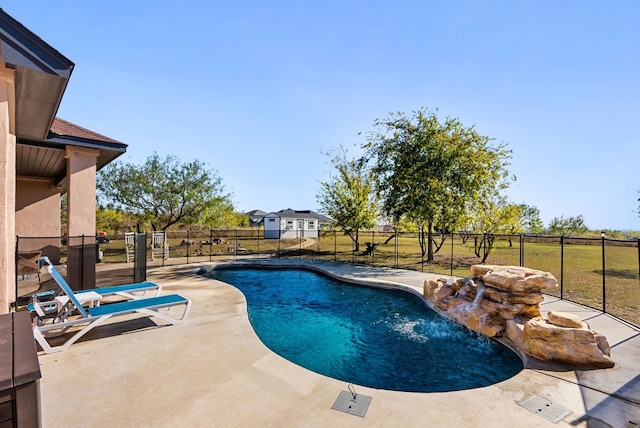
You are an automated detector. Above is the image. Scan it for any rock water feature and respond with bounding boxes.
[423,264,615,368]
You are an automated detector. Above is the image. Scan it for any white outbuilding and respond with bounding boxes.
[264,209,321,239]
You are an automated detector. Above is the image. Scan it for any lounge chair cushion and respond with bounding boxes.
[89,294,189,317]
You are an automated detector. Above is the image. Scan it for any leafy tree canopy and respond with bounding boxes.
[97,153,233,231]
[547,215,588,237]
[362,108,513,260]
[484,201,544,235]
[96,207,138,234]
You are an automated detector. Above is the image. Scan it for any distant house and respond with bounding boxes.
[246,209,268,227]
[264,209,321,239]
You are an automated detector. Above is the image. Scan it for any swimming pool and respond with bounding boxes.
[202,267,523,392]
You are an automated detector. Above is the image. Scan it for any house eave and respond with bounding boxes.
[0,8,75,140]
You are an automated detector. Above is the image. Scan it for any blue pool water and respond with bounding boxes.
[203,267,523,392]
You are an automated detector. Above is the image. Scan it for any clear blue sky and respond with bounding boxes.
[6,1,640,230]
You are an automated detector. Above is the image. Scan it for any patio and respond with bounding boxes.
[35,260,640,427]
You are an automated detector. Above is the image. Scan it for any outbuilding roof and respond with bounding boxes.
[271,209,322,220]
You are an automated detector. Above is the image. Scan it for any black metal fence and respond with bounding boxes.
[15,230,640,327]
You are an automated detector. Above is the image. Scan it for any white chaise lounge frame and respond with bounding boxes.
[31,257,163,321]
[33,257,191,354]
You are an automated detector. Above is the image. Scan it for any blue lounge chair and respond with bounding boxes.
[30,257,163,320]
[32,257,191,354]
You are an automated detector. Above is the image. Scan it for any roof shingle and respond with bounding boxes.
[50,117,123,145]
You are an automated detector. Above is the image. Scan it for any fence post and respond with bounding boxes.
[277,229,281,258]
[601,232,606,313]
[483,232,487,263]
[560,235,564,300]
[209,229,213,262]
[421,230,424,272]
[81,234,86,287]
[257,227,260,260]
[334,229,337,262]
[234,229,238,261]
[395,230,398,269]
[519,234,524,266]
[450,232,454,276]
[161,231,166,268]
[371,230,375,265]
[186,229,190,264]
[14,236,19,311]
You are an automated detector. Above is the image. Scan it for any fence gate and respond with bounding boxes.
[134,232,147,283]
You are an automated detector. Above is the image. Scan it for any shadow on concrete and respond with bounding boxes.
[572,374,640,427]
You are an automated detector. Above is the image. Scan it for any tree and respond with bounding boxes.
[96,206,138,234]
[493,202,544,246]
[520,204,544,234]
[201,201,246,229]
[316,146,378,252]
[97,153,233,231]
[547,215,588,237]
[362,108,513,261]
[467,198,503,263]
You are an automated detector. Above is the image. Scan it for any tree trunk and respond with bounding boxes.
[432,232,447,254]
[349,229,360,252]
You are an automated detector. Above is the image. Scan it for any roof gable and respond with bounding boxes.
[275,209,321,220]
[0,8,74,140]
[0,8,74,77]
[247,209,268,217]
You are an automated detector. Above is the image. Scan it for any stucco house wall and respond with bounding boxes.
[0,68,15,312]
[15,178,61,263]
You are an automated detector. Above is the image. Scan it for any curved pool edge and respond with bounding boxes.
[194,259,528,370]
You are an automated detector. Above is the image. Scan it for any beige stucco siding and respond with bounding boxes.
[16,177,61,262]
[0,67,16,313]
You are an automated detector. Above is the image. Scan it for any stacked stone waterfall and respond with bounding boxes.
[423,264,615,368]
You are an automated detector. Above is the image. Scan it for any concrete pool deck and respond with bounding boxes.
[37,259,640,427]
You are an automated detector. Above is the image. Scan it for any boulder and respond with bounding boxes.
[505,319,526,351]
[470,264,500,277]
[482,286,544,305]
[481,269,558,293]
[547,311,585,329]
[515,317,614,368]
[423,279,454,304]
